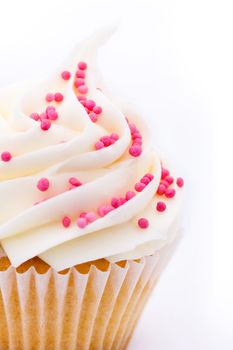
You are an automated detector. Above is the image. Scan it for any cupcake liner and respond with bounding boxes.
[0,234,180,350]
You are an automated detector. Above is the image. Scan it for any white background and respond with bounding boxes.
[0,1,232,349]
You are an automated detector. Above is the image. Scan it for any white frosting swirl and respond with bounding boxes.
[0,29,183,271]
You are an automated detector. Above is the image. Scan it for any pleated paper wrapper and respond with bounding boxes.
[0,235,180,350]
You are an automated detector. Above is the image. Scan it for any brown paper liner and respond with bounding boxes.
[0,236,180,350]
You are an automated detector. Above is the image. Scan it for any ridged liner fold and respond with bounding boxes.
[0,237,179,350]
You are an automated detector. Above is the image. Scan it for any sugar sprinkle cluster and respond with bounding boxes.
[155,166,184,213]
[30,105,60,131]
[0,59,185,236]
[1,61,145,162]
[127,119,143,157]
[134,173,154,192]
[60,172,154,229]
[95,133,119,150]
[137,169,184,230]
[73,62,103,123]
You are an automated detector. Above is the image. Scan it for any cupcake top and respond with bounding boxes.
[0,29,184,271]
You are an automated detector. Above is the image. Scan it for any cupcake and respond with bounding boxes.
[0,29,184,350]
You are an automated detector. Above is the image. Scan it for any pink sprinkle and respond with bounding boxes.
[164,175,174,185]
[77,95,87,101]
[78,61,87,70]
[133,138,142,146]
[78,85,88,94]
[176,177,184,187]
[40,112,48,120]
[119,197,127,205]
[89,112,98,123]
[145,173,154,180]
[74,78,85,87]
[157,184,167,195]
[76,70,85,78]
[40,119,51,131]
[98,205,114,217]
[161,168,169,179]
[86,212,97,223]
[100,136,112,147]
[140,176,150,185]
[125,191,136,200]
[160,180,169,188]
[69,177,82,187]
[132,132,142,140]
[61,71,71,80]
[110,133,119,141]
[80,99,86,107]
[95,141,105,150]
[54,92,64,102]
[111,197,120,208]
[104,205,114,214]
[156,201,166,212]
[93,106,102,114]
[47,109,58,121]
[77,217,87,228]
[46,106,55,113]
[85,100,96,110]
[165,188,176,198]
[30,113,40,121]
[79,212,87,218]
[1,151,12,162]
[135,182,146,192]
[97,206,105,217]
[62,216,71,228]
[129,123,138,134]
[138,218,149,229]
[79,99,86,106]
[37,177,50,192]
[129,145,142,157]
[45,93,54,102]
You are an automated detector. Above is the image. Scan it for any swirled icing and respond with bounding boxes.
[0,29,183,271]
